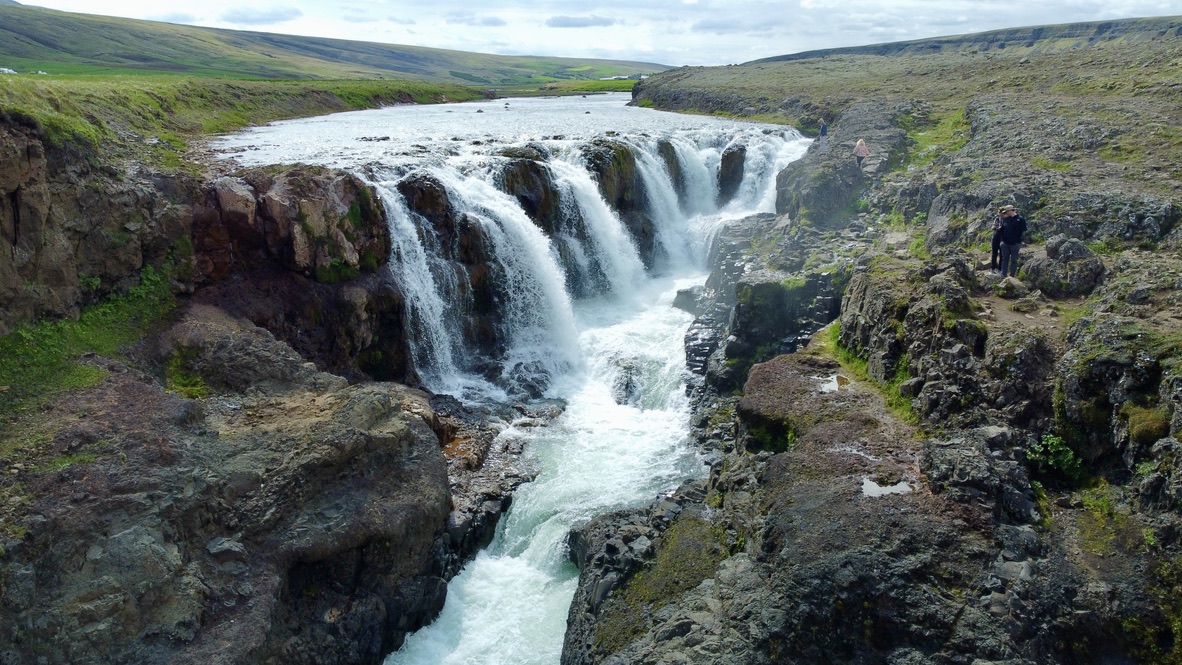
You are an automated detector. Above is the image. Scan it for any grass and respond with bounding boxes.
[633,20,1182,197]
[0,265,176,426]
[816,322,918,424]
[907,110,970,167]
[0,4,668,85]
[1032,155,1072,171]
[0,76,487,161]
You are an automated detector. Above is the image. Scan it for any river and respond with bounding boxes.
[213,92,810,664]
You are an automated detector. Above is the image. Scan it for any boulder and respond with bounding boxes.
[1020,235,1106,297]
[0,309,452,665]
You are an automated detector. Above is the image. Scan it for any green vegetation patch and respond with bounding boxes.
[165,348,209,399]
[1026,433,1084,483]
[593,515,727,654]
[820,323,918,424]
[314,258,362,285]
[1120,402,1171,447]
[1077,480,1143,557]
[0,265,175,424]
[1031,155,1071,171]
[905,109,970,167]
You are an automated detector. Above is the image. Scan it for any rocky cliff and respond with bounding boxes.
[565,23,1182,664]
[0,115,542,664]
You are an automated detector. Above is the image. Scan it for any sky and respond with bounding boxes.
[15,0,1182,66]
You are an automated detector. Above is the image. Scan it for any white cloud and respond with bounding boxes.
[17,0,1182,66]
[446,12,508,27]
[545,15,617,28]
[220,7,302,25]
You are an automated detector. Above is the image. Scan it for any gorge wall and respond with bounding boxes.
[561,28,1182,665]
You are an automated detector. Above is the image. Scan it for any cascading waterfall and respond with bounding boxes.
[670,136,719,217]
[211,93,811,665]
[548,158,647,300]
[725,132,802,213]
[429,168,583,395]
[631,143,696,272]
[371,176,465,393]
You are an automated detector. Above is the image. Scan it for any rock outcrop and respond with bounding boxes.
[568,40,1182,664]
[0,121,190,337]
[0,307,450,665]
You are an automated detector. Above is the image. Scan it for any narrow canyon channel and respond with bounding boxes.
[213,93,811,664]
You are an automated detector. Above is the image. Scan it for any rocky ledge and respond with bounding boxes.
[0,301,541,665]
[564,32,1182,663]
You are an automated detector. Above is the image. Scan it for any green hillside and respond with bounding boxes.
[0,3,668,83]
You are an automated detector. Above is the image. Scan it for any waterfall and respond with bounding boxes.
[431,167,583,396]
[724,129,806,213]
[372,177,465,393]
[631,143,696,272]
[548,158,647,300]
[211,94,812,665]
[669,136,719,217]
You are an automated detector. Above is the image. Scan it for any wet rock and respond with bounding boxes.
[717,143,746,206]
[581,138,657,266]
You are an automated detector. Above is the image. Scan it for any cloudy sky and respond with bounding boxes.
[19,0,1182,65]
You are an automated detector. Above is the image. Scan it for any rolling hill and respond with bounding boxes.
[0,2,669,84]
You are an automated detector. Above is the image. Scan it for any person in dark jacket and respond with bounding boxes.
[996,204,1027,277]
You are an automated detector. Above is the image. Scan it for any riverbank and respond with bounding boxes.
[561,16,1182,665]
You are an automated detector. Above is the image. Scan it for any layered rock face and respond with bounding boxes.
[192,168,389,285]
[0,119,406,382]
[0,122,190,337]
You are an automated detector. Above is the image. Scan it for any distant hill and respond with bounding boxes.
[752,15,1182,63]
[0,3,669,84]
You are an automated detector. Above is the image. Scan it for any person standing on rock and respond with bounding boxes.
[819,119,828,152]
[997,204,1027,277]
[853,138,870,169]
[990,211,1004,273]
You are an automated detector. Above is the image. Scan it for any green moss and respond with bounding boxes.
[1078,480,1144,557]
[820,323,917,424]
[359,249,381,273]
[1030,480,1053,529]
[345,201,364,230]
[593,515,727,654]
[1121,403,1171,447]
[314,258,361,284]
[908,236,930,260]
[0,265,176,426]
[1031,155,1072,171]
[906,109,970,167]
[165,348,209,399]
[37,451,99,474]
